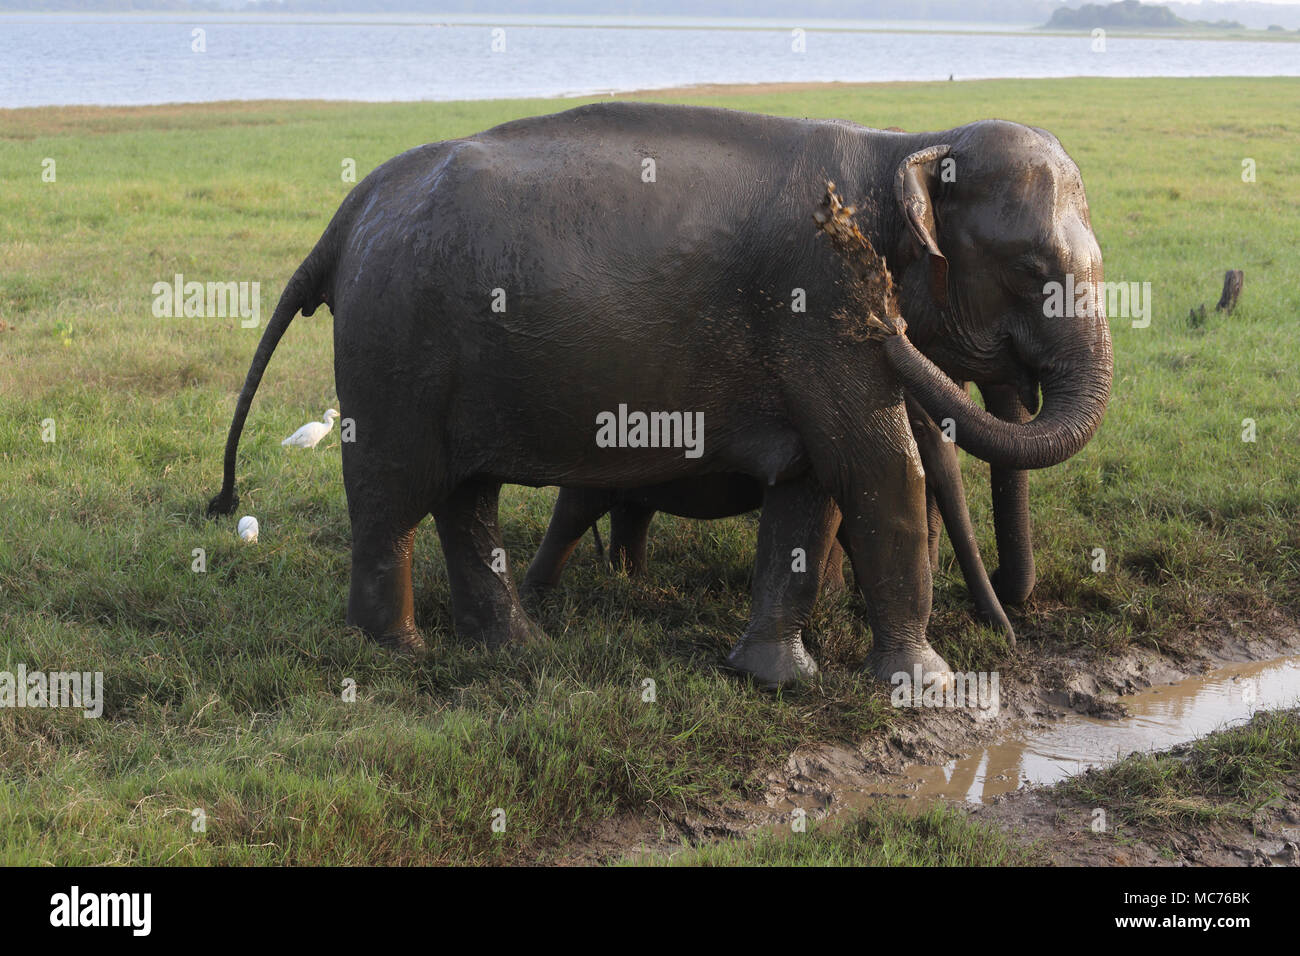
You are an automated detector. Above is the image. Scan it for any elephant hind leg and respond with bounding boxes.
[338,362,444,654]
[346,517,425,654]
[434,479,545,649]
[344,476,428,654]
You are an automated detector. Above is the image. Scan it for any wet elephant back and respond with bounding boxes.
[329,103,869,488]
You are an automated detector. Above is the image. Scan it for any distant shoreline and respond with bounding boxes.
[1,11,1298,43]
[588,75,1300,100]
[5,76,1300,115]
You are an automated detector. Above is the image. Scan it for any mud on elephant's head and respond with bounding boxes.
[880,120,1113,471]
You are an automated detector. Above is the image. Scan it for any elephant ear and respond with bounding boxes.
[895,144,952,308]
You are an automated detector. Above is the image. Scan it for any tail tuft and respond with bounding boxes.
[206,491,238,518]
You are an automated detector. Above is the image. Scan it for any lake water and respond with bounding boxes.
[1,13,1297,108]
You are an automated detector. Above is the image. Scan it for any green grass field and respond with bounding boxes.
[1,77,1298,864]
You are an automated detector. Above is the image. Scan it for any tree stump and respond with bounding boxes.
[1215,269,1244,314]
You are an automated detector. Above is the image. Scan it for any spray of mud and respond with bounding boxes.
[812,181,908,343]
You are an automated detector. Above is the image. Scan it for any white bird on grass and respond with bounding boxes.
[282,409,339,449]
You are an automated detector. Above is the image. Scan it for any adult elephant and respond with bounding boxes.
[523,393,1018,642]
[207,103,1111,688]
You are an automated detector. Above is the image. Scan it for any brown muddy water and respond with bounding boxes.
[853,655,1300,808]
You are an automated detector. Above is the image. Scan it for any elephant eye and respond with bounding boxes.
[1016,256,1052,282]
[1018,263,1061,294]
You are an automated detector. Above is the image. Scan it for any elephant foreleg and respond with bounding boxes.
[725,471,839,687]
[829,412,949,686]
[341,432,428,654]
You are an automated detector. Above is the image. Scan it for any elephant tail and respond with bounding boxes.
[590,523,605,560]
[206,240,334,518]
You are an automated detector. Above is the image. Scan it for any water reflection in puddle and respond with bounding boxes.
[857,655,1300,807]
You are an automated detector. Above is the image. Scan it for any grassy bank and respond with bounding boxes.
[1,77,1298,864]
[633,802,1044,866]
[1059,708,1300,831]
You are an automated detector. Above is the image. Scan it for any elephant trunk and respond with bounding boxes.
[882,328,1112,471]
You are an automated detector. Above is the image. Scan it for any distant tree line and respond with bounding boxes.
[1045,0,1244,30]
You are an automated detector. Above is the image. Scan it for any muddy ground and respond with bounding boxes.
[565,615,1300,865]
[971,769,1300,867]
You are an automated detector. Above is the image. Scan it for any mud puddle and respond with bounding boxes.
[846,654,1300,808]
[564,626,1300,863]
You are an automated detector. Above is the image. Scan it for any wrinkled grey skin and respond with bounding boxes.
[208,103,1110,688]
[524,392,1017,642]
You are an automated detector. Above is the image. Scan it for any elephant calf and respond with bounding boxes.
[524,393,1017,644]
[208,103,1110,688]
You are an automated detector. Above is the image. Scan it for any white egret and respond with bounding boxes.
[282,409,339,449]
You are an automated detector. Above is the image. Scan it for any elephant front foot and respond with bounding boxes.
[727,632,819,689]
[866,642,953,701]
